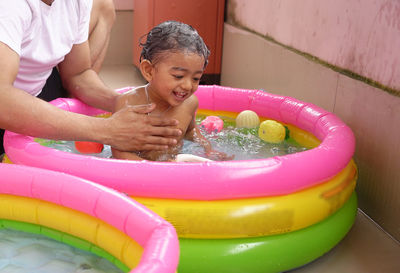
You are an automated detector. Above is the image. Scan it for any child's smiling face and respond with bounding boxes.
[147,51,205,107]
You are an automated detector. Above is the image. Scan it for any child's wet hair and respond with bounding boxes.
[139,20,210,69]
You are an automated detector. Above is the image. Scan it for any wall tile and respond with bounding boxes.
[221,23,400,240]
[221,25,266,90]
[335,75,400,239]
[221,24,338,111]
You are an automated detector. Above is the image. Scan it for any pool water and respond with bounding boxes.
[0,229,123,273]
[35,115,308,161]
[192,115,308,160]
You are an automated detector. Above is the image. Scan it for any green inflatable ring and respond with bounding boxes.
[178,192,357,273]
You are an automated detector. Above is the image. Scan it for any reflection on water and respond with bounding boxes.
[0,229,123,273]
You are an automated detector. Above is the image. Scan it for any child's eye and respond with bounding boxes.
[193,77,200,82]
[173,75,183,79]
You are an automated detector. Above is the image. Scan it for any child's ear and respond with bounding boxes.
[139,59,154,82]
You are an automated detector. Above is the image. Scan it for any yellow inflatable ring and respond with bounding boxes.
[0,194,143,271]
[133,160,357,239]
[0,163,179,273]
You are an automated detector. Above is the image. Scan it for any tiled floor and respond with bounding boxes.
[100,64,400,273]
[290,211,400,273]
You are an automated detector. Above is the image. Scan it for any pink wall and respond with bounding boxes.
[229,0,400,90]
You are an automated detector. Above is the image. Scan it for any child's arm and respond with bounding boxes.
[184,97,233,161]
[185,118,212,153]
[184,97,211,151]
[185,118,234,161]
[112,147,145,160]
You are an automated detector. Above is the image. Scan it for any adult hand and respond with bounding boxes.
[103,103,182,151]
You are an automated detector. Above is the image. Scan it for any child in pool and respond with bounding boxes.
[112,21,232,162]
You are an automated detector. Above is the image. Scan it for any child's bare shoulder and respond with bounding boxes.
[116,86,148,109]
[184,94,199,110]
[121,86,146,99]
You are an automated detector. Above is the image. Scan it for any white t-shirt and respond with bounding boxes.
[0,0,93,96]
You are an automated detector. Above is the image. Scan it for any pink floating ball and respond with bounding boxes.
[200,116,224,134]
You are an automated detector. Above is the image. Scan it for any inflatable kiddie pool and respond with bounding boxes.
[0,163,179,273]
[4,85,357,272]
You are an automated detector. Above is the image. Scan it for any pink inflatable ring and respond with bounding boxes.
[4,85,355,200]
[0,163,179,273]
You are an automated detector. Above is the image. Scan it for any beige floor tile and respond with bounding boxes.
[290,211,400,273]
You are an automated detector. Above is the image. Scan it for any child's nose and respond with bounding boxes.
[181,78,193,91]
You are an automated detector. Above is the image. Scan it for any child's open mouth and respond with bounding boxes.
[173,91,187,100]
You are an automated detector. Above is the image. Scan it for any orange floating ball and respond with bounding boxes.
[74,141,104,154]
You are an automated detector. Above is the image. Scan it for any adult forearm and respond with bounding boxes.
[63,68,119,112]
[0,85,106,142]
[1,85,183,152]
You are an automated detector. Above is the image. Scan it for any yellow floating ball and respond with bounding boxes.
[258,120,286,143]
[236,110,260,128]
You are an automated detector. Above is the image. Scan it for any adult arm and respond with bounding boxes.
[0,42,105,141]
[0,42,180,151]
[58,40,118,112]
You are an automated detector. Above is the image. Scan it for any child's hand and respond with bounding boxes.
[206,150,235,161]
